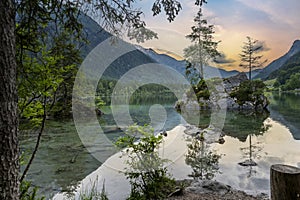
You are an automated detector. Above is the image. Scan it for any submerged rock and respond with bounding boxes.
[238,159,258,166]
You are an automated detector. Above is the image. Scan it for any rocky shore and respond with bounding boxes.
[175,72,269,112]
[168,180,269,200]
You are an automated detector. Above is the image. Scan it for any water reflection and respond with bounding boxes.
[214,119,300,195]
[19,120,101,198]
[223,111,270,142]
[185,132,222,181]
[20,92,300,198]
[268,92,300,140]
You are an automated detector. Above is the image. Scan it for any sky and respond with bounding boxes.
[128,0,300,71]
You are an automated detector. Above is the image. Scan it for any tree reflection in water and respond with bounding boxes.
[185,132,222,181]
[225,110,271,177]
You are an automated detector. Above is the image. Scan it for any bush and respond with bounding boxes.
[230,80,267,108]
[20,180,45,200]
[115,125,176,200]
[282,72,300,91]
[186,79,210,101]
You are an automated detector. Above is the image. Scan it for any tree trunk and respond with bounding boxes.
[270,164,300,200]
[0,0,20,199]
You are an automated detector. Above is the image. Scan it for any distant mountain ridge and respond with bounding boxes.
[267,50,300,82]
[137,47,241,79]
[254,40,300,80]
[80,14,249,80]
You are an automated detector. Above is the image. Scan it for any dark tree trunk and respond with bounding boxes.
[0,0,20,199]
[270,164,300,200]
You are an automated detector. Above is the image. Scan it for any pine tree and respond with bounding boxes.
[184,8,220,80]
[239,36,267,80]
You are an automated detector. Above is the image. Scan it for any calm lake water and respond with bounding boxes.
[20,92,300,199]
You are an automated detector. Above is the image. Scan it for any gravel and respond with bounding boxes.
[167,190,269,200]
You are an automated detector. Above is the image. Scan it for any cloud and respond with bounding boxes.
[235,0,300,28]
[213,53,236,64]
[253,40,271,53]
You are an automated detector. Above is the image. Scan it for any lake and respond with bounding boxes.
[20,92,300,199]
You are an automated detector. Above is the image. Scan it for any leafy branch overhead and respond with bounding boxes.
[152,0,182,22]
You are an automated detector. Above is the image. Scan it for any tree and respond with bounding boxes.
[184,8,220,80]
[0,0,20,199]
[282,72,300,91]
[229,80,268,110]
[239,36,267,80]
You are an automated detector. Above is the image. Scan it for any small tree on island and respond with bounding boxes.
[184,8,220,82]
[239,36,268,80]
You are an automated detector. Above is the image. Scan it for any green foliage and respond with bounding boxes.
[185,61,201,85]
[79,179,109,200]
[115,124,176,200]
[95,96,106,108]
[18,47,72,125]
[185,132,222,180]
[186,79,210,101]
[268,52,300,90]
[97,81,176,105]
[20,180,45,200]
[282,72,300,91]
[267,51,300,83]
[230,80,267,108]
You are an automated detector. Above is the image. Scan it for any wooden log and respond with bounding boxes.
[270,164,300,200]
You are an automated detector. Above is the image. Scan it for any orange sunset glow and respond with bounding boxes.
[130,0,300,71]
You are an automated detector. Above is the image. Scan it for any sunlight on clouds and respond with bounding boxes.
[129,0,300,71]
[128,27,190,57]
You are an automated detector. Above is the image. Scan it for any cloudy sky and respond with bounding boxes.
[130,0,300,71]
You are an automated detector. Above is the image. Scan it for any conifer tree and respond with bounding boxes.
[184,8,220,80]
[239,36,267,80]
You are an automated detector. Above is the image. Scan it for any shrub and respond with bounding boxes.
[115,125,176,200]
[20,180,45,200]
[230,80,267,108]
[186,79,210,101]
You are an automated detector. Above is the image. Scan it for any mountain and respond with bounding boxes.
[78,14,111,56]
[137,47,239,79]
[79,15,241,80]
[254,40,300,80]
[267,51,300,84]
[79,15,157,80]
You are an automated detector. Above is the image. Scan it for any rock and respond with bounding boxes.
[201,125,225,144]
[238,159,257,166]
[95,108,104,116]
[175,72,269,112]
[186,180,231,195]
[184,125,202,136]
[223,72,248,93]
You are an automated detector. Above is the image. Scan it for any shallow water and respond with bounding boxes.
[20,92,300,198]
